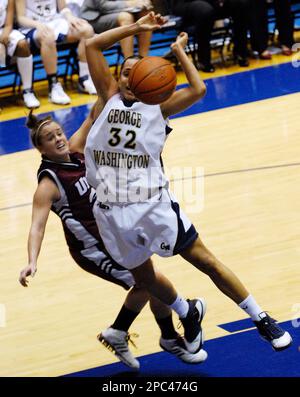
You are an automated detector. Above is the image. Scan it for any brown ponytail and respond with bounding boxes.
[27,109,53,148]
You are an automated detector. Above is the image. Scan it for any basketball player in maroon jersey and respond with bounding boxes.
[19,100,207,370]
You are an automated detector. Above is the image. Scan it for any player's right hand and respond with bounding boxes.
[19,263,37,287]
[0,33,9,47]
[171,32,188,52]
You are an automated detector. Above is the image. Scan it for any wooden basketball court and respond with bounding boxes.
[0,54,299,376]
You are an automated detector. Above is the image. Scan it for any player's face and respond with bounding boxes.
[119,58,139,101]
[39,122,70,161]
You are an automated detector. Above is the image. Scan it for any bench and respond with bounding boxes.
[0,41,80,93]
[1,1,300,93]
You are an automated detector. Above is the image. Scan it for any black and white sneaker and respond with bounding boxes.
[180,297,206,353]
[98,327,140,370]
[254,313,292,351]
[160,334,208,364]
[78,75,97,95]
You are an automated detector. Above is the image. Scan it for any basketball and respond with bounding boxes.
[128,56,177,105]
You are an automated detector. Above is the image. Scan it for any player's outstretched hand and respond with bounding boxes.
[171,32,189,53]
[136,11,166,32]
[19,263,37,287]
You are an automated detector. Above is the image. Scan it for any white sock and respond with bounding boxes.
[238,294,265,322]
[17,55,33,91]
[79,61,89,78]
[169,295,189,318]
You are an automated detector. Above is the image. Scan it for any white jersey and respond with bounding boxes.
[25,0,58,22]
[0,0,8,28]
[85,93,170,204]
[85,93,197,268]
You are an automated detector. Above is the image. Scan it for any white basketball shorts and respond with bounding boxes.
[21,16,69,45]
[0,29,25,58]
[93,189,198,269]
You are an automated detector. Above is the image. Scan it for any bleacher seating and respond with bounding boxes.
[0,0,300,93]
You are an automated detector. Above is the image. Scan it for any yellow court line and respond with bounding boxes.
[0,78,96,122]
[176,49,298,84]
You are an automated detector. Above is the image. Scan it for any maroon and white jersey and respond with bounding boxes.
[37,152,103,251]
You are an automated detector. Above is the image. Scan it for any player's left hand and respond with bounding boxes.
[136,11,166,32]
[19,263,37,287]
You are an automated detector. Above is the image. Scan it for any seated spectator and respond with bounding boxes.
[0,0,39,108]
[169,0,250,72]
[80,0,153,58]
[249,0,294,59]
[16,0,96,106]
[66,0,85,17]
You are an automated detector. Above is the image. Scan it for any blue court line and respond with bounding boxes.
[218,318,255,333]
[63,320,299,377]
[1,62,300,156]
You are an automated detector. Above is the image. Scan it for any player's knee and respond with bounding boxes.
[132,269,156,288]
[79,21,94,38]
[133,274,155,289]
[206,261,223,278]
[118,12,134,26]
[38,32,56,46]
[15,39,31,57]
[205,259,226,280]
[195,252,221,276]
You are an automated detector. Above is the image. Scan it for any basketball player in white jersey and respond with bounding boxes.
[84,11,292,352]
[0,0,39,108]
[19,100,207,370]
[15,0,96,105]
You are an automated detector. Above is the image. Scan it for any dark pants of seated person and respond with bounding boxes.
[171,0,250,68]
[249,0,294,54]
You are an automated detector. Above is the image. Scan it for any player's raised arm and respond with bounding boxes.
[69,98,103,153]
[19,178,60,287]
[161,32,207,119]
[85,11,166,102]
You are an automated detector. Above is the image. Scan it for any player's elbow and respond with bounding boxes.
[188,83,206,103]
[194,82,207,99]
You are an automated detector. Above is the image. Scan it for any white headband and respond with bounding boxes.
[34,119,52,145]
